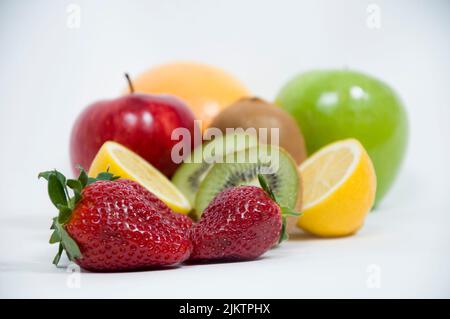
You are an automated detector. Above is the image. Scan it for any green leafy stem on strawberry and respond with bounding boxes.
[38,167,120,265]
[257,174,301,244]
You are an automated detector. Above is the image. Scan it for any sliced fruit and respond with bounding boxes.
[195,145,301,217]
[172,132,258,207]
[297,139,376,237]
[88,141,191,214]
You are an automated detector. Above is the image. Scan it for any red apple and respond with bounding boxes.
[70,74,199,177]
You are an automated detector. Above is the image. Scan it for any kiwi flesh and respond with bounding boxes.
[209,97,308,165]
[194,144,301,216]
[172,132,258,208]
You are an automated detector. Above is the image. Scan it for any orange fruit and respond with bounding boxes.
[130,62,250,130]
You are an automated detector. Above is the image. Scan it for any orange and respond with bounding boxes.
[130,62,250,130]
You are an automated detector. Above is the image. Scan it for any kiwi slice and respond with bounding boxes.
[172,132,258,208]
[194,145,300,215]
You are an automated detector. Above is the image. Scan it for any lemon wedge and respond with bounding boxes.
[88,141,191,214]
[297,139,376,237]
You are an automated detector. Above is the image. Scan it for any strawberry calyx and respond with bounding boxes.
[38,166,120,266]
[257,174,301,244]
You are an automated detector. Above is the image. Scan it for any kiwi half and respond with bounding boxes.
[172,132,258,208]
[194,145,301,216]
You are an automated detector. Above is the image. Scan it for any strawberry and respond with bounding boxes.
[39,168,192,271]
[190,175,299,261]
[123,179,193,232]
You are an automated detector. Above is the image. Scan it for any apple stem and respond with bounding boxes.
[125,73,135,93]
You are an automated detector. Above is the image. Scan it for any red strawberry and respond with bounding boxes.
[39,168,192,272]
[123,179,193,232]
[190,175,299,261]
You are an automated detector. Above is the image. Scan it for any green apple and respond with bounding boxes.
[275,70,408,204]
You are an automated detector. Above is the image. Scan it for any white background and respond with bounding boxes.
[0,0,449,298]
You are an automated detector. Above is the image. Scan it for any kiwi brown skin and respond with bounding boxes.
[209,97,308,165]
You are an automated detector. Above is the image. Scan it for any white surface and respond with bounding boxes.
[1,0,449,298]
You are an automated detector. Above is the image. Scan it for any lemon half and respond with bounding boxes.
[297,139,376,237]
[88,141,191,214]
